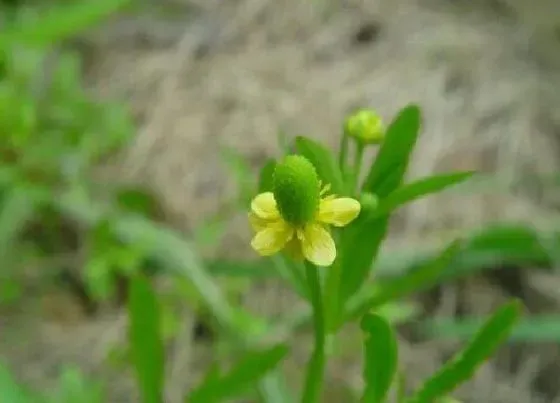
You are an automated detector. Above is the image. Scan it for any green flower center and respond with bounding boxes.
[272,155,320,226]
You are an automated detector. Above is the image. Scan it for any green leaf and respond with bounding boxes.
[187,344,289,403]
[295,136,344,194]
[360,314,398,403]
[49,366,105,403]
[0,362,32,403]
[258,372,294,403]
[422,315,560,343]
[0,186,38,262]
[363,105,421,197]
[0,0,131,49]
[128,275,165,403]
[369,172,474,219]
[258,159,277,193]
[408,300,521,403]
[345,241,460,323]
[57,190,252,338]
[338,212,390,306]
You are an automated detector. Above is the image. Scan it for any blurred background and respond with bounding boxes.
[2,0,560,402]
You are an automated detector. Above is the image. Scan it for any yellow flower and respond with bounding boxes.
[249,184,361,267]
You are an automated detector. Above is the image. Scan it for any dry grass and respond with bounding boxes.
[3,0,560,401]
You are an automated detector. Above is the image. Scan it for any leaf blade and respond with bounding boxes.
[128,275,165,403]
[408,300,522,403]
[188,344,289,403]
[363,105,421,197]
[360,314,398,403]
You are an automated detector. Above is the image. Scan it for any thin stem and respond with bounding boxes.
[338,129,349,171]
[323,258,342,333]
[351,143,365,195]
[301,262,326,403]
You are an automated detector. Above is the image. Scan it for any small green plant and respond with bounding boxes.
[231,105,521,403]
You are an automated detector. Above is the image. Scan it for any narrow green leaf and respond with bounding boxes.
[363,105,421,197]
[128,276,165,403]
[360,314,398,403]
[423,315,560,343]
[369,172,474,219]
[187,344,289,403]
[0,0,131,48]
[338,213,390,305]
[295,136,345,194]
[345,241,460,323]
[259,159,277,193]
[408,300,521,403]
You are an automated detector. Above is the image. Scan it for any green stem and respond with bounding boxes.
[338,129,349,171]
[301,262,326,403]
[351,143,365,195]
[323,257,342,332]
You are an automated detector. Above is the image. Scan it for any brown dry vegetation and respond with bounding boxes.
[3,0,560,402]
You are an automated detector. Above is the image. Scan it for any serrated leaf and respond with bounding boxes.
[295,136,344,194]
[408,300,521,403]
[363,105,421,197]
[128,276,165,403]
[361,314,398,403]
[187,344,289,403]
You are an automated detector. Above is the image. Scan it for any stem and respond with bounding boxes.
[338,129,349,171]
[351,143,365,195]
[323,258,342,332]
[301,262,326,403]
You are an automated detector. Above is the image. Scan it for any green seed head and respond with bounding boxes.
[272,155,320,225]
[344,109,385,145]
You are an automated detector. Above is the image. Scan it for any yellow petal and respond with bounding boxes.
[284,237,304,261]
[299,223,336,267]
[251,220,294,256]
[317,197,361,227]
[251,192,280,220]
[248,212,269,232]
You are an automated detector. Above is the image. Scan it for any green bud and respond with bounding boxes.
[344,109,385,145]
[273,155,320,225]
[359,192,378,214]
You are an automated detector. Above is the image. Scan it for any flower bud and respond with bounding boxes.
[359,192,378,214]
[344,109,385,145]
[272,155,320,225]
